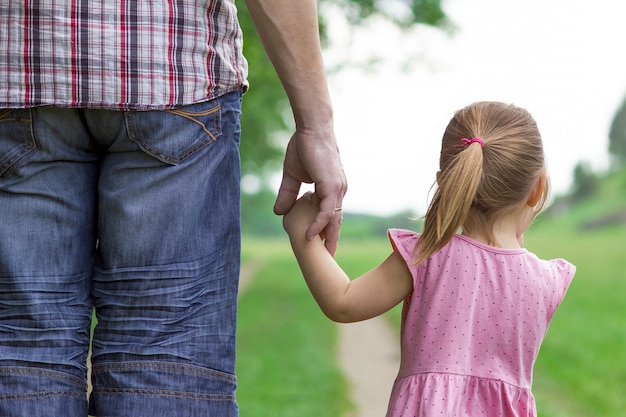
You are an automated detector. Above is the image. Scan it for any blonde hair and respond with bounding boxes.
[414,101,548,265]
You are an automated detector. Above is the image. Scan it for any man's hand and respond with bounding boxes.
[274,128,347,255]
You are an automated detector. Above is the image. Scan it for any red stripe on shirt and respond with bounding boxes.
[22,1,31,105]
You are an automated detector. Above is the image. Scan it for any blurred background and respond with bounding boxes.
[234,0,626,416]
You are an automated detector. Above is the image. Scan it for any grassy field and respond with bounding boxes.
[237,218,626,416]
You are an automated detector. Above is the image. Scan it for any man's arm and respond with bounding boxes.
[244,0,347,254]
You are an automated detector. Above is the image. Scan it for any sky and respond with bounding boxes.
[313,0,626,215]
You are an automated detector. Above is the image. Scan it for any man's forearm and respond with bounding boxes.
[244,0,333,128]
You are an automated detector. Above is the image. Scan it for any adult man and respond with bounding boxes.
[0,0,346,415]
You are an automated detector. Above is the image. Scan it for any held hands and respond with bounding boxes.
[274,128,347,255]
[283,192,339,245]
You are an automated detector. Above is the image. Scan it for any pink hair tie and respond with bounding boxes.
[461,137,484,148]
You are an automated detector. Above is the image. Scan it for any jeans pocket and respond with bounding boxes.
[124,100,222,165]
[0,109,37,176]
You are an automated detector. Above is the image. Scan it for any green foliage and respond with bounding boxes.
[242,194,421,239]
[341,210,421,239]
[543,166,626,231]
[241,189,421,238]
[570,161,597,202]
[236,0,290,177]
[331,0,448,29]
[609,93,626,166]
[241,189,284,236]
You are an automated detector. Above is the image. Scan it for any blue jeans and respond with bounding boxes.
[0,92,242,416]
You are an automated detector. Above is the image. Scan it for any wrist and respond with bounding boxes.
[292,94,334,131]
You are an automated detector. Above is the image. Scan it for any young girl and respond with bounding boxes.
[283,101,575,417]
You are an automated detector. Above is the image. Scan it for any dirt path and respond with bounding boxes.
[338,318,400,417]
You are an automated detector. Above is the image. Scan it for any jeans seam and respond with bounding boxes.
[0,366,87,388]
[0,109,31,123]
[91,387,235,400]
[163,106,221,141]
[0,390,86,401]
[91,361,237,384]
[0,108,36,176]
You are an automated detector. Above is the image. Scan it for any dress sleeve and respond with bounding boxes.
[387,228,419,267]
[547,258,576,319]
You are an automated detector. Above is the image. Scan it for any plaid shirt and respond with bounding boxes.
[0,1,248,110]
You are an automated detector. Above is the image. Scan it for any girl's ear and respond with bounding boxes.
[527,172,548,207]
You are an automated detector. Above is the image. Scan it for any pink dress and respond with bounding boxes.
[386,229,575,417]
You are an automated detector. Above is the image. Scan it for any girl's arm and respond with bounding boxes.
[284,194,413,323]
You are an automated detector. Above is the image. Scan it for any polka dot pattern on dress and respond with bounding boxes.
[385,229,575,417]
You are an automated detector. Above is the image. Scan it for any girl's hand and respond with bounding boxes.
[283,192,325,239]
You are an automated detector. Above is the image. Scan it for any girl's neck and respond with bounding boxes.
[462,206,531,249]
[461,229,522,249]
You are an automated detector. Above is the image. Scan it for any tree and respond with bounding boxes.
[330,0,447,29]
[570,161,597,203]
[609,94,626,167]
[236,0,448,180]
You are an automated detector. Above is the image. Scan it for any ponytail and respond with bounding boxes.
[412,101,547,266]
[414,141,483,265]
